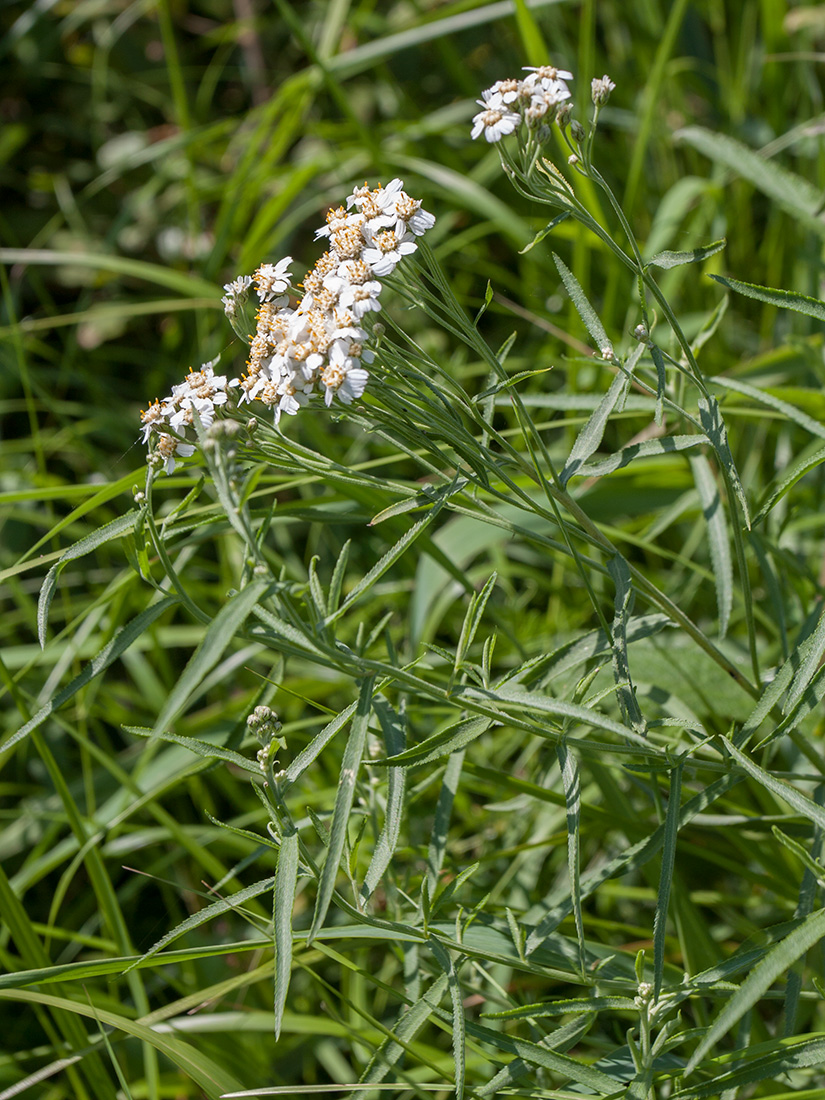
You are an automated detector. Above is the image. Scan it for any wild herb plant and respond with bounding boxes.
[4,11,825,1100]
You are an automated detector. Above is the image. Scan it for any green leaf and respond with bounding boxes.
[361,697,407,901]
[125,726,260,774]
[152,578,270,738]
[653,762,683,999]
[685,908,825,1075]
[698,395,751,529]
[676,127,825,238]
[377,715,493,769]
[560,371,628,486]
[553,252,613,357]
[519,211,571,254]
[427,750,465,893]
[37,513,135,646]
[577,435,703,480]
[647,237,726,269]
[273,831,299,1039]
[712,376,825,441]
[690,453,732,638]
[308,677,373,943]
[125,877,276,973]
[753,442,825,525]
[430,939,465,1100]
[709,274,825,321]
[557,742,584,974]
[4,597,177,753]
[723,738,825,832]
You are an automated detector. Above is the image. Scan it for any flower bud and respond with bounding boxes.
[591,75,616,106]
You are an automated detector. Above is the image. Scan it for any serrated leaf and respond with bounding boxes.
[124,876,276,973]
[723,739,825,831]
[712,375,825,440]
[361,697,406,901]
[709,274,825,321]
[308,677,373,943]
[753,442,825,525]
[698,395,751,529]
[685,908,825,1076]
[690,453,732,638]
[430,939,465,1100]
[273,831,299,1039]
[152,579,269,738]
[125,726,259,774]
[560,371,628,486]
[553,252,612,357]
[647,238,726,269]
[653,763,683,999]
[576,434,702,479]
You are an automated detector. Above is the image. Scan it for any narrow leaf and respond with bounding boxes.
[553,252,612,357]
[690,453,733,637]
[4,597,177,752]
[577,435,702,480]
[698,395,751,529]
[430,939,465,1100]
[273,831,299,1039]
[377,716,492,769]
[647,238,726,269]
[723,739,825,832]
[712,375,825,440]
[653,763,683,999]
[709,274,825,321]
[152,579,269,738]
[308,677,373,943]
[560,371,628,486]
[685,907,825,1075]
[557,742,585,975]
[37,513,135,646]
[361,698,407,901]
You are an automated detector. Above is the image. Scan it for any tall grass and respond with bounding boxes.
[2,2,825,1098]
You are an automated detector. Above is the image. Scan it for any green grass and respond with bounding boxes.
[2,1,825,1098]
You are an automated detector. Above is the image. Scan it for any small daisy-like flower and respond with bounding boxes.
[361,226,418,275]
[140,398,171,443]
[523,64,573,89]
[470,90,522,143]
[254,257,293,301]
[156,433,196,475]
[489,77,525,104]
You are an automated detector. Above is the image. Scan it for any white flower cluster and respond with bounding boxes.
[140,360,235,473]
[236,179,434,425]
[471,64,573,142]
[142,180,434,472]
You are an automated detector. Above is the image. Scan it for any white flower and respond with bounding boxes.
[338,280,383,318]
[254,257,293,301]
[361,225,418,275]
[221,274,253,316]
[315,204,364,240]
[471,90,522,143]
[489,77,526,104]
[522,64,573,90]
[156,433,196,474]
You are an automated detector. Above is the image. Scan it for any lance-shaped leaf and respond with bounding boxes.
[5,596,177,753]
[653,762,683,999]
[685,907,825,1076]
[690,453,732,638]
[361,697,406,901]
[553,252,612,358]
[698,395,751,529]
[709,274,825,322]
[308,677,374,943]
[151,578,270,738]
[38,513,135,646]
[430,939,465,1100]
[647,238,726,269]
[273,831,299,1039]
[560,371,628,486]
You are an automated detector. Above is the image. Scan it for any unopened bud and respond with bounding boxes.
[570,120,586,143]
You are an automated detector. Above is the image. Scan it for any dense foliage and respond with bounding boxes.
[2,2,825,1098]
